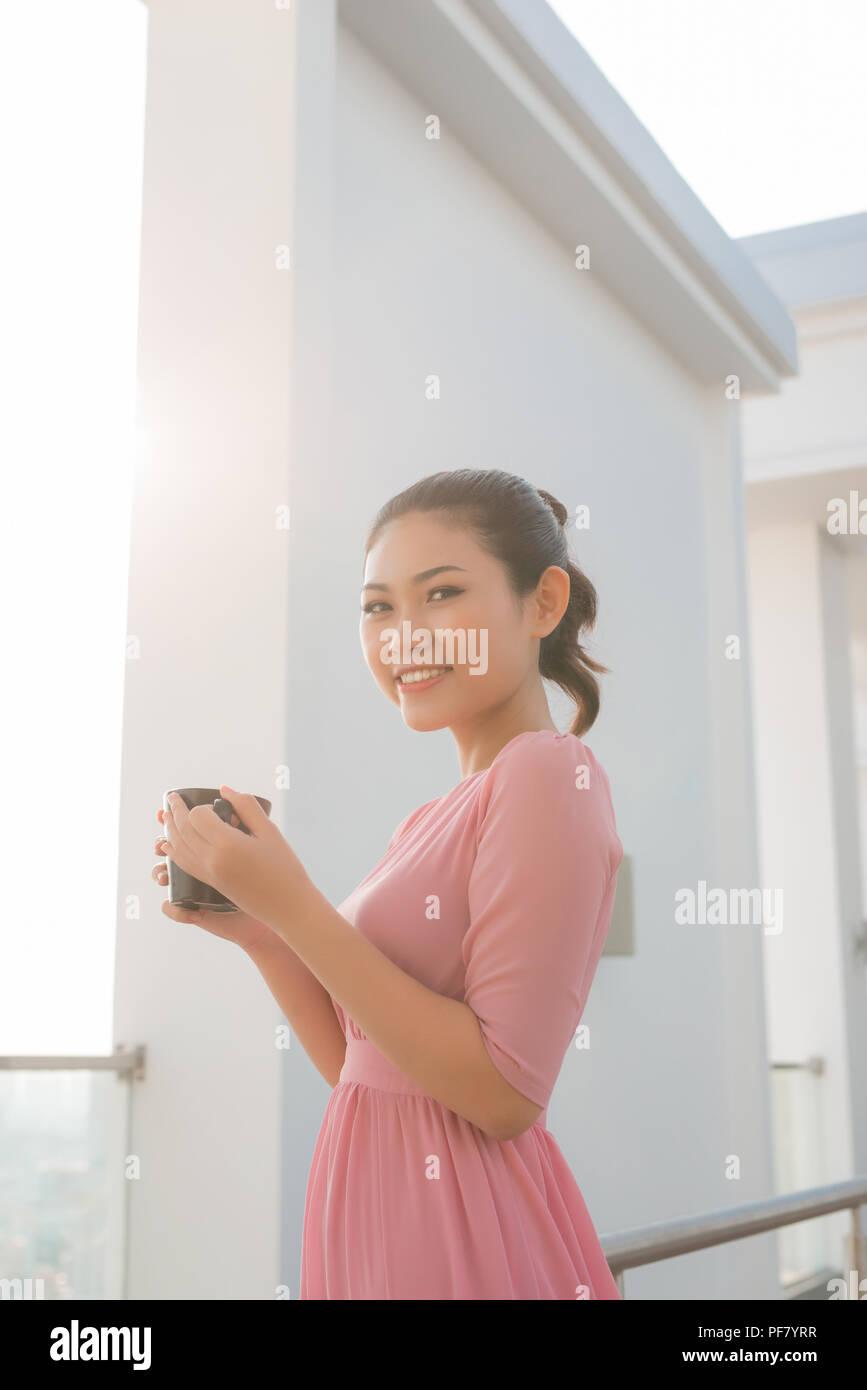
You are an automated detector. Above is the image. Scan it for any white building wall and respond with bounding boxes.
[278,20,776,1299]
[741,297,867,483]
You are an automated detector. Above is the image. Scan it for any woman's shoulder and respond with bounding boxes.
[485,728,607,786]
[479,729,621,853]
[387,730,618,850]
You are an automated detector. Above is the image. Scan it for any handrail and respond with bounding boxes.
[771,1056,825,1074]
[2,1051,861,1298]
[601,1176,867,1296]
[0,1045,145,1079]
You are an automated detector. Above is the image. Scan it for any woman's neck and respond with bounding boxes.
[451,691,560,779]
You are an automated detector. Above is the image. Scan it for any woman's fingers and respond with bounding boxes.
[164,795,213,854]
[219,787,270,835]
[160,899,202,925]
[153,862,199,923]
[155,835,168,855]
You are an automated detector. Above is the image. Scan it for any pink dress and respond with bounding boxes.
[300,729,623,1299]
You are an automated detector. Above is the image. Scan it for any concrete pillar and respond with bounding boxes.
[115,0,336,1298]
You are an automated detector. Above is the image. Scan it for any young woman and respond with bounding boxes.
[153,468,623,1300]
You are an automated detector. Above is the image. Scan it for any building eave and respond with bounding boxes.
[340,0,799,391]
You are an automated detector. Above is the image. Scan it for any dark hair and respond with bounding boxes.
[363,468,609,736]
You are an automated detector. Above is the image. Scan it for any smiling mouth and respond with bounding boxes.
[395,666,453,687]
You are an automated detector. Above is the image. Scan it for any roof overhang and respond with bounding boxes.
[339,0,799,392]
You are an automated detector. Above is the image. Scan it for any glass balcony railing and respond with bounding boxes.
[0,1048,143,1300]
[770,1057,843,1291]
[2,1047,858,1300]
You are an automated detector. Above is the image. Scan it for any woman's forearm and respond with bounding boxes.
[267,876,517,1138]
[160,788,518,1134]
[243,931,347,1088]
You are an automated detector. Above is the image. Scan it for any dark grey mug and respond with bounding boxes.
[162,787,273,913]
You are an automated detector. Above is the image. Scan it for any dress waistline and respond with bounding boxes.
[337,1036,549,1132]
[338,1036,429,1096]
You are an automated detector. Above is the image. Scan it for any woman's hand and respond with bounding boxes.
[153,808,276,952]
[159,786,310,935]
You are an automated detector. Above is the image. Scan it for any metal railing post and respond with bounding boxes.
[846,1204,865,1290]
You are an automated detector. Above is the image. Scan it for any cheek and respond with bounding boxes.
[462,611,526,688]
[362,626,397,689]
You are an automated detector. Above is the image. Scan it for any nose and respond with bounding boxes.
[370,599,431,674]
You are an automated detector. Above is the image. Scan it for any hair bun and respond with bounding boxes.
[537,488,568,527]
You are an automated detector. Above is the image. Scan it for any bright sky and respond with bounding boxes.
[0,0,863,1053]
[548,0,867,237]
[0,1,146,1052]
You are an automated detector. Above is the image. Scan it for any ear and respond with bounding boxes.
[534,565,570,638]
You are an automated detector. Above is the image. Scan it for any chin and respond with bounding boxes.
[400,708,453,733]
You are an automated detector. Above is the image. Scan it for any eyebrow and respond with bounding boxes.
[361,565,468,594]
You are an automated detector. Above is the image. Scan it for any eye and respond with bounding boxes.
[361,585,464,616]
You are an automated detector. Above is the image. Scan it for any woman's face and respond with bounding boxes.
[360,511,557,733]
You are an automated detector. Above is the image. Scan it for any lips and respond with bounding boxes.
[394,665,454,692]
[393,665,453,683]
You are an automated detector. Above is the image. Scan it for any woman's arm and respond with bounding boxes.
[246,891,526,1135]
[270,877,539,1140]
[243,931,347,1088]
[160,786,544,1138]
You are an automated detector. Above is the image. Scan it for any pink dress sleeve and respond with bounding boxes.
[462,734,622,1110]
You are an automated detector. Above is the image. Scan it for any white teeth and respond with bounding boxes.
[398,667,450,684]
